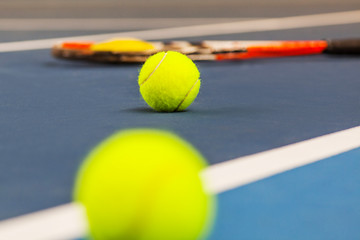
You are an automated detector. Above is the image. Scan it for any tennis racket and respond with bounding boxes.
[52,38,360,63]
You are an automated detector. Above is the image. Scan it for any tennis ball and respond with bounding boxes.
[74,129,215,240]
[138,51,200,112]
[91,38,156,52]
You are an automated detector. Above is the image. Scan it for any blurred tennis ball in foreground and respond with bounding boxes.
[74,129,216,240]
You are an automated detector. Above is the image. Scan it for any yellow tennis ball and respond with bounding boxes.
[91,38,156,52]
[74,129,216,240]
[138,51,201,112]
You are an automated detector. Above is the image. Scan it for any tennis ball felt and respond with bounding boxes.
[138,51,200,112]
[74,129,215,240]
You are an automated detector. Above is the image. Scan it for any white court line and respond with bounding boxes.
[0,125,360,239]
[0,203,87,240]
[0,10,360,53]
[202,126,360,193]
[0,18,251,31]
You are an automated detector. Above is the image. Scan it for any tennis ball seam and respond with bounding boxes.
[140,52,168,87]
[174,78,200,111]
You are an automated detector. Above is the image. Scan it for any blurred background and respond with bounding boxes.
[1,0,360,18]
[0,0,360,42]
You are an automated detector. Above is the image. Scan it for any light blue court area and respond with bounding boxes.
[209,148,360,240]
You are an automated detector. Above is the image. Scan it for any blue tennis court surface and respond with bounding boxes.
[0,0,360,239]
[210,148,360,239]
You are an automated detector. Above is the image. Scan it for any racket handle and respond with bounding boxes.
[325,38,360,54]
